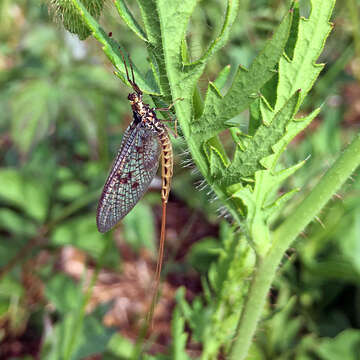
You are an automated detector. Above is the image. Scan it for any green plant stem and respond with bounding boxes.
[346,0,360,60]
[64,234,113,360]
[346,0,360,82]
[230,132,360,360]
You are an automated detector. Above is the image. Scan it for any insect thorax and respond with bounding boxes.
[129,94,166,136]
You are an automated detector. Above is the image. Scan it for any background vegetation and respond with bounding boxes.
[0,0,359,359]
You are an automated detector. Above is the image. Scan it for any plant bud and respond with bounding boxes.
[48,0,106,40]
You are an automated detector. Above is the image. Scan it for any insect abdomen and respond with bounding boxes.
[159,131,173,203]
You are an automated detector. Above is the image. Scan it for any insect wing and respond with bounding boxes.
[96,122,161,233]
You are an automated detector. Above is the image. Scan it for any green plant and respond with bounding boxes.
[41,0,360,358]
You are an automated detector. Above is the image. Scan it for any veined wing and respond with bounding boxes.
[96,120,161,233]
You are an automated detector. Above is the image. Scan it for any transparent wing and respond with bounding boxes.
[96,121,161,233]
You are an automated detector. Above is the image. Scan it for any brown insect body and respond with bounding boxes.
[96,52,175,328]
[128,92,173,204]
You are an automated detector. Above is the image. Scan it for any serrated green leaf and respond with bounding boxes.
[205,136,231,180]
[114,0,147,42]
[259,72,278,111]
[223,90,301,186]
[208,147,227,180]
[284,1,300,60]
[158,0,240,138]
[191,222,255,357]
[249,97,262,136]
[157,0,203,137]
[191,10,292,140]
[170,307,189,360]
[213,65,231,92]
[231,161,306,255]
[189,0,240,66]
[264,188,299,223]
[275,0,335,111]
[261,107,321,170]
[137,0,161,45]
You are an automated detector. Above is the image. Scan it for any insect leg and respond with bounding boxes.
[162,118,178,138]
[153,97,184,112]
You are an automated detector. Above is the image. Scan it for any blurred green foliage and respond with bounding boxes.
[0,0,359,359]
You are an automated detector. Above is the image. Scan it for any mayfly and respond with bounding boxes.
[96,51,178,323]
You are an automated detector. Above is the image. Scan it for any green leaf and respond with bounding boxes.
[50,215,120,267]
[284,0,300,60]
[0,168,49,222]
[213,65,231,92]
[170,307,189,360]
[0,209,37,236]
[316,329,360,360]
[261,106,321,170]
[137,0,161,45]
[191,10,292,139]
[45,274,82,313]
[189,0,240,66]
[274,0,335,111]
[114,0,148,42]
[74,305,116,359]
[187,236,219,274]
[0,274,24,299]
[50,215,104,259]
[122,202,156,252]
[69,0,160,95]
[57,181,88,201]
[107,333,134,359]
[11,79,58,154]
[41,303,114,360]
[158,0,240,138]
[222,90,301,186]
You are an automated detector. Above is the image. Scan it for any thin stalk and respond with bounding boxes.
[64,233,113,360]
[230,132,360,359]
[346,0,360,81]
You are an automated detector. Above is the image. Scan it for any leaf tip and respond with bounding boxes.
[304,154,312,162]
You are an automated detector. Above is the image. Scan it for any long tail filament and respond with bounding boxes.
[147,199,167,328]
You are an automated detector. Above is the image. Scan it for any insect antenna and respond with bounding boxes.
[128,55,136,86]
[119,49,131,83]
[118,47,142,95]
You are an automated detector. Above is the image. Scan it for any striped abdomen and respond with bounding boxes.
[158,130,173,203]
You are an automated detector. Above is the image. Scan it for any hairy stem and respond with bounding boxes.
[230,132,360,359]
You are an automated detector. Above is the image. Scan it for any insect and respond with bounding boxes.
[96,51,177,323]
